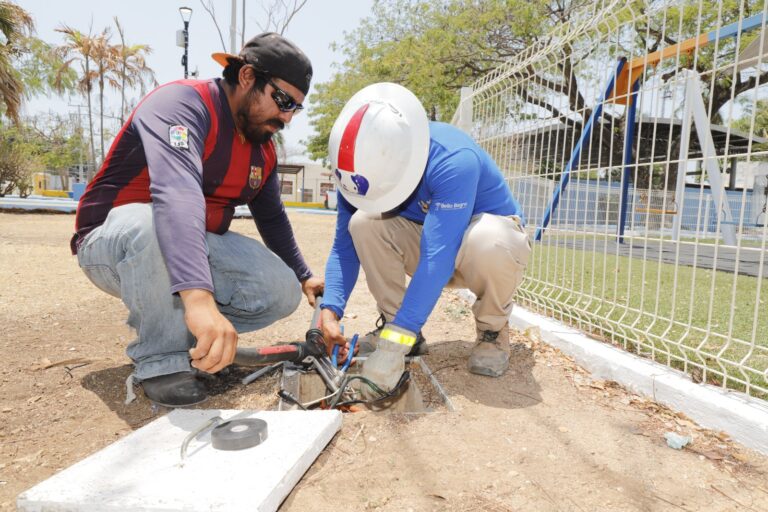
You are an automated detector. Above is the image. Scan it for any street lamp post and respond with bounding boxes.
[178,7,193,79]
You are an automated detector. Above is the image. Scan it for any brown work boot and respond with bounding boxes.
[357,314,428,356]
[467,324,510,377]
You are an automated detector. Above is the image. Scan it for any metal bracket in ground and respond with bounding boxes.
[242,361,284,385]
[211,418,268,451]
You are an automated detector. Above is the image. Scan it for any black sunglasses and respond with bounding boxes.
[269,80,303,114]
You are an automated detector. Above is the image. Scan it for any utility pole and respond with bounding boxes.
[68,103,86,183]
[241,0,246,47]
[230,0,237,53]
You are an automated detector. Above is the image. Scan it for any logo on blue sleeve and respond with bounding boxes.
[433,201,468,211]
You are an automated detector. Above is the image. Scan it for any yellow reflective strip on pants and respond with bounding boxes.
[379,328,416,347]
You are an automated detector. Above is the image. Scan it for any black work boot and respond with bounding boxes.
[357,314,428,356]
[141,371,208,407]
[407,332,428,356]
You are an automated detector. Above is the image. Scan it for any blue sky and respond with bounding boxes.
[19,0,375,162]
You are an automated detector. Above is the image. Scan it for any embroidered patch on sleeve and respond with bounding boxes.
[169,125,189,149]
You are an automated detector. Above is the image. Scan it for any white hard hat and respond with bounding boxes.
[328,82,429,213]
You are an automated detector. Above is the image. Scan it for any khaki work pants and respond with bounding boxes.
[348,212,531,332]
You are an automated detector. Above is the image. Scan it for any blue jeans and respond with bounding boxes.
[76,203,302,380]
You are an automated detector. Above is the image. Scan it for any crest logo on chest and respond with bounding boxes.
[249,166,263,189]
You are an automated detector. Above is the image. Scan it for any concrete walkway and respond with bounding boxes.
[0,196,337,216]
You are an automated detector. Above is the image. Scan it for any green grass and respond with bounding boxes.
[521,234,768,398]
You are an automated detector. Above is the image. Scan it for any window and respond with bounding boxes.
[280,180,293,195]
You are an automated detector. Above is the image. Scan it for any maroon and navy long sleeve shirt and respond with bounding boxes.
[71,78,312,294]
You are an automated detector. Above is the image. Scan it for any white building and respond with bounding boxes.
[277,162,336,204]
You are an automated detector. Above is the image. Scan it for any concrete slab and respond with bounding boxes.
[17,409,342,512]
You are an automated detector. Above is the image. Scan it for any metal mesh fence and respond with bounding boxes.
[453,0,768,398]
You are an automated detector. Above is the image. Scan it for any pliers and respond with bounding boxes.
[331,334,358,373]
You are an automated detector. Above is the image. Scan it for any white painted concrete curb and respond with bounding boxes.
[508,305,768,456]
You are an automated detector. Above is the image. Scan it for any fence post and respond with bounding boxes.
[455,87,474,135]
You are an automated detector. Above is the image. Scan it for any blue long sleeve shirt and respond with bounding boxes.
[321,122,524,333]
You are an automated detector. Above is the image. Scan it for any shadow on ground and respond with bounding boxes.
[81,364,156,428]
[80,364,262,428]
[79,337,541,425]
[423,339,541,409]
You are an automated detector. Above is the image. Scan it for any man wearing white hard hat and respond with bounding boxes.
[319,83,531,390]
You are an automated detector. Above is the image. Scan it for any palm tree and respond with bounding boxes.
[114,17,156,125]
[89,28,119,163]
[54,26,97,174]
[0,1,34,124]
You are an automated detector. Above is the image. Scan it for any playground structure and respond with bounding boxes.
[453,0,768,399]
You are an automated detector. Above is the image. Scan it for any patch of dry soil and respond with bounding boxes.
[2,212,767,511]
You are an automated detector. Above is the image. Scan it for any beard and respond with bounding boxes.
[236,96,285,145]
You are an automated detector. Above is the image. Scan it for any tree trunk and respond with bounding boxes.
[99,72,105,164]
[116,18,127,125]
[85,58,96,181]
[120,65,126,125]
[57,169,70,192]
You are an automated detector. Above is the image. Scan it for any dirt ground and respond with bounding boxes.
[2,211,768,512]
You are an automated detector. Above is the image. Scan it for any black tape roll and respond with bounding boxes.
[211,418,268,451]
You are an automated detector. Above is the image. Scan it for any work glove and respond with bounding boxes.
[360,323,416,396]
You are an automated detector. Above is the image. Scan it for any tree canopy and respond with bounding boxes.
[306,0,768,192]
[0,0,34,123]
[0,3,155,186]
[305,0,548,163]
[55,22,156,173]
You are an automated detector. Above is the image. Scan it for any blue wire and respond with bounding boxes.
[330,325,345,366]
[342,334,358,372]
[331,344,339,367]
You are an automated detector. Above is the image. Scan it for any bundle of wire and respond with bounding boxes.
[278,371,411,411]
